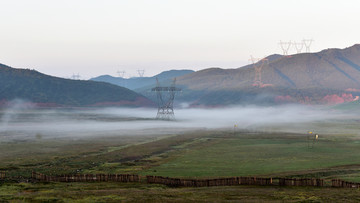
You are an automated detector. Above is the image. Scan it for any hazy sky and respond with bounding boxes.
[0,0,359,79]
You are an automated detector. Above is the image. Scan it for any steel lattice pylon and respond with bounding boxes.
[302,39,313,53]
[250,56,268,87]
[151,78,181,120]
[279,40,292,55]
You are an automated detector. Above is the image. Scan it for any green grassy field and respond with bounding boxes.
[141,133,360,178]
[2,128,360,201]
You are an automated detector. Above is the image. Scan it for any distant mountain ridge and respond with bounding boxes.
[178,44,360,90]
[90,69,194,90]
[3,44,359,108]
[0,63,153,107]
[174,44,360,105]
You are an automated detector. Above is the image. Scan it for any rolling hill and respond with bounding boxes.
[0,63,153,107]
[10,44,359,108]
[90,69,194,91]
[175,44,360,106]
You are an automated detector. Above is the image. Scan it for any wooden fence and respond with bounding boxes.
[0,171,357,189]
[146,176,327,187]
[146,176,272,187]
[278,178,324,187]
[332,179,360,188]
[0,171,5,179]
[32,172,140,182]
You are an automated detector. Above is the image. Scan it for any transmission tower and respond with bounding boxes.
[279,41,292,55]
[293,41,304,53]
[137,69,145,77]
[302,39,313,52]
[71,73,80,80]
[250,56,268,87]
[151,78,181,120]
[117,70,125,78]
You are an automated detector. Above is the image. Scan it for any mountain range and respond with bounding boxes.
[0,63,153,107]
[178,44,360,90]
[91,44,360,106]
[173,44,360,106]
[2,44,360,107]
[90,69,194,91]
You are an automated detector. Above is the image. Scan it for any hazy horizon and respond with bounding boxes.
[1,0,359,79]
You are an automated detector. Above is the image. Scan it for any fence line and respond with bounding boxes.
[278,178,324,187]
[332,179,360,188]
[0,171,357,188]
[146,176,328,188]
[146,176,272,187]
[0,171,5,179]
[31,172,140,182]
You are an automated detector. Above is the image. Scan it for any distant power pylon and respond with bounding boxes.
[117,70,126,78]
[250,56,268,87]
[71,73,80,80]
[137,69,145,77]
[293,42,304,53]
[279,41,292,55]
[151,78,181,120]
[302,39,314,52]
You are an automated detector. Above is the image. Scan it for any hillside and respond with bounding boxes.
[178,45,360,90]
[90,69,194,90]
[0,63,153,107]
[175,44,360,105]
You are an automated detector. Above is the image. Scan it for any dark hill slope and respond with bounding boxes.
[90,69,194,91]
[0,64,153,107]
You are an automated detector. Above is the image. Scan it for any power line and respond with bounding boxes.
[152,78,181,120]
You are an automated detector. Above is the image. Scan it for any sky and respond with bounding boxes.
[0,0,359,79]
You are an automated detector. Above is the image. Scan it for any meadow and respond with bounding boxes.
[2,107,360,201]
[2,129,360,201]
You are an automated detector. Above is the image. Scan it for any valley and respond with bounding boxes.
[2,107,360,201]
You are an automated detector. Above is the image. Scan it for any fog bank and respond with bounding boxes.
[0,104,358,141]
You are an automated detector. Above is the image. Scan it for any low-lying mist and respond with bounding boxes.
[0,102,359,141]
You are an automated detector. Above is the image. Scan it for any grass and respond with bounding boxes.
[2,182,360,202]
[141,133,360,178]
[3,128,360,201]
[0,130,209,177]
[3,130,360,180]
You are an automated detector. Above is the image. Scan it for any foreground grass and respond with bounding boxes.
[142,133,360,178]
[3,130,360,180]
[3,129,360,201]
[1,181,360,202]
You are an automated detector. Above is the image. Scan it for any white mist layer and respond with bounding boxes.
[0,104,358,140]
